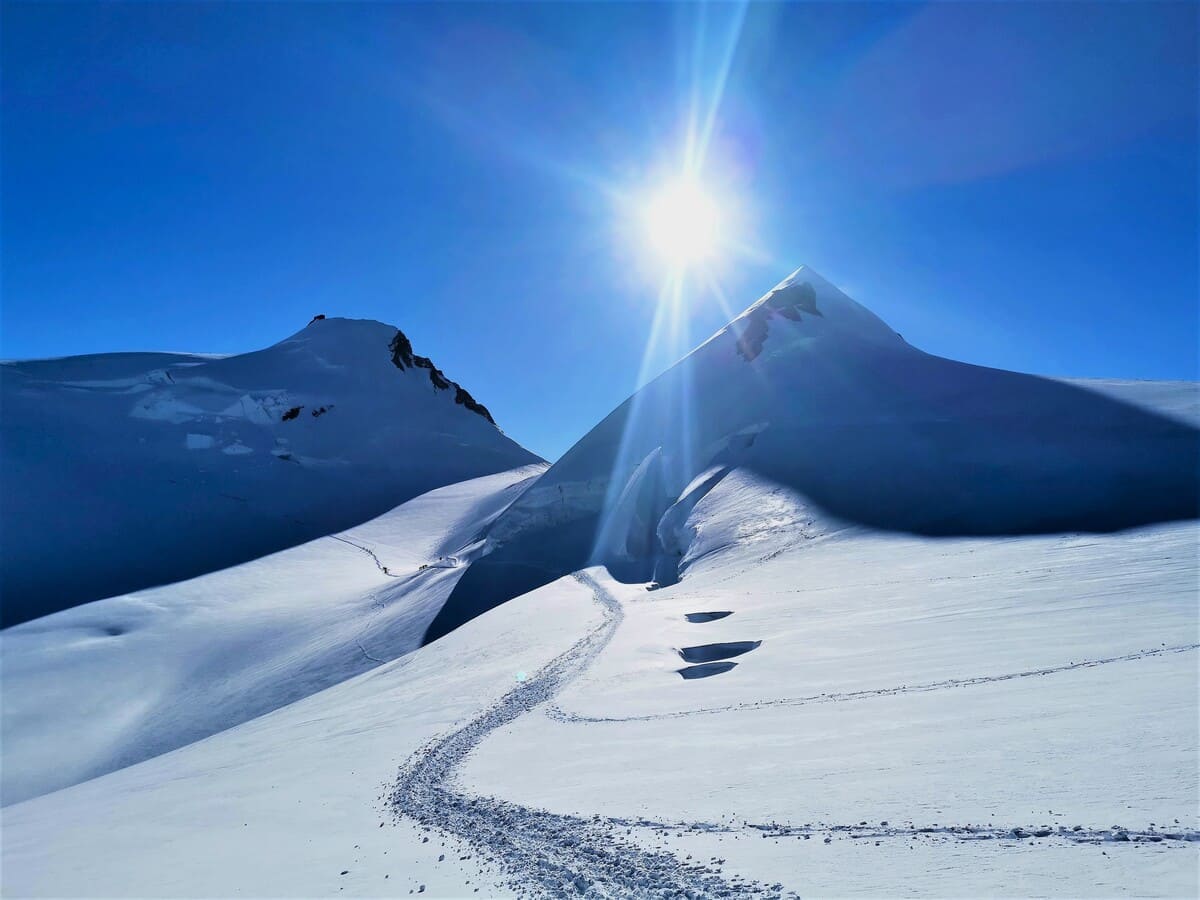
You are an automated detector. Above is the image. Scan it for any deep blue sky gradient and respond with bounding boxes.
[4,1,1197,459]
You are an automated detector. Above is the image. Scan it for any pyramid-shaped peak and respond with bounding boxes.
[754,265,864,314]
[720,265,906,357]
[775,264,839,290]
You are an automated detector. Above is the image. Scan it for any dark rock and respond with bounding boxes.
[281,406,302,422]
[454,386,496,425]
[389,331,415,369]
[736,281,822,361]
[388,329,495,423]
[735,308,770,361]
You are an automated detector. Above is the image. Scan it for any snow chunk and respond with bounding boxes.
[221,441,254,456]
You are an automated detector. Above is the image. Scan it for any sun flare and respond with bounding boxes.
[641,177,721,270]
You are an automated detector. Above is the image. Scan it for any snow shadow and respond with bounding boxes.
[685,611,733,623]
[426,349,1199,646]
[742,355,1200,537]
[424,516,603,644]
[678,641,762,663]
[677,661,738,679]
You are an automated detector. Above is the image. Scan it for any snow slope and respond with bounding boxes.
[1,463,544,806]
[3,512,1196,897]
[427,267,1199,641]
[0,317,540,624]
[2,269,1197,897]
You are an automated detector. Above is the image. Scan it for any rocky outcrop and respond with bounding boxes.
[737,280,823,362]
[389,329,496,425]
[453,386,495,425]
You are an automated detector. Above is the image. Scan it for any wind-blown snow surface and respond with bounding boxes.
[0,317,540,625]
[3,269,1197,897]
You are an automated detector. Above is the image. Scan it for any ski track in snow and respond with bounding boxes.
[326,529,461,664]
[386,576,1197,898]
[602,815,1200,847]
[546,644,1200,724]
[387,572,786,899]
[325,532,412,665]
[326,533,405,578]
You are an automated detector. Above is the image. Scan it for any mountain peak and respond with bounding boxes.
[278,316,498,425]
[722,265,904,362]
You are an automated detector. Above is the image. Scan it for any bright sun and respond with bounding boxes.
[641,177,721,269]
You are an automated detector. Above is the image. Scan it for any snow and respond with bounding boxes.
[2,574,599,899]
[0,317,540,625]
[1,463,544,806]
[4,510,1195,896]
[2,268,1196,897]
[427,266,1199,641]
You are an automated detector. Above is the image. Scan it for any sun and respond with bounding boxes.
[641,177,721,270]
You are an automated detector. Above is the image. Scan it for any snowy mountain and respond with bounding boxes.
[3,269,1197,897]
[0,317,540,625]
[428,267,1199,641]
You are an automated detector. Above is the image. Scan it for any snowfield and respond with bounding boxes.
[1,464,545,805]
[2,268,1196,897]
[4,506,1196,897]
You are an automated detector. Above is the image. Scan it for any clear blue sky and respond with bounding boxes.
[3,1,1196,460]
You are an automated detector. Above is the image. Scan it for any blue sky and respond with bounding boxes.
[4,1,1196,460]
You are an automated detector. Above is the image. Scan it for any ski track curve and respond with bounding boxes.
[547,644,1199,724]
[386,576,1198,896]
[386,572,785,899]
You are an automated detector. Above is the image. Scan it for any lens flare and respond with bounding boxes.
[641,178,721,269]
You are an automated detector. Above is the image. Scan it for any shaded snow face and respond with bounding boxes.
[425,267,1199,644]
[0,317,539,626]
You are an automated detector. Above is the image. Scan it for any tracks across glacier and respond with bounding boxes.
[386,571,780,899]
[387,573,1197,898]
[547,644,1200,724]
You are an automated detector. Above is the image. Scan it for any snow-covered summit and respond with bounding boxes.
[707,265,905,361]
[0,316,540,625]
[427,267,1199,642]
